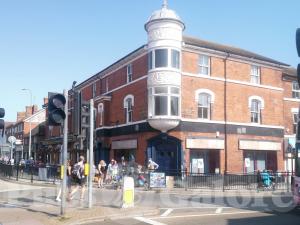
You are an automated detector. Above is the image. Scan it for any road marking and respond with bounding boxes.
[161,208,173,217]
[215,207,223,214]
[151,210,259,220]
[134,216,167,225]
[159,206,232,210]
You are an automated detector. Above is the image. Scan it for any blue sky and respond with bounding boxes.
[0,0,299,121]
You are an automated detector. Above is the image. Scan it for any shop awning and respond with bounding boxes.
[186,138,224,149]
[112,139,137,149]
[239,139,281,151]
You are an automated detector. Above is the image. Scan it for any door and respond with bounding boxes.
[148,134,181,174]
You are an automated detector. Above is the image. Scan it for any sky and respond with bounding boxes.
[0,0,299,122]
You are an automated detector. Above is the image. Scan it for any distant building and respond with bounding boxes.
[5,105,45,161]
[44,2,298,173]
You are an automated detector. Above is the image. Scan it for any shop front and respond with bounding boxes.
[239,139,281,173]
[186,137,224,174]
[112,139,137,163]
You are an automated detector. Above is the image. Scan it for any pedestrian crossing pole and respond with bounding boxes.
[61,89,68,215]
[88,99,94,208]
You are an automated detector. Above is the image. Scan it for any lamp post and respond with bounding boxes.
[22,88,32,160]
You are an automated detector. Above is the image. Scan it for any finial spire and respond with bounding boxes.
[162,0,168,8]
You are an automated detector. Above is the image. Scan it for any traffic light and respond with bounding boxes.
[48,92,66,126]
[0,107,5,137]
[297,28,300,85]
[72,91,81,136]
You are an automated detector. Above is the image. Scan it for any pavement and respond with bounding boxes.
[0,177,295,225]
[0,178,159,225]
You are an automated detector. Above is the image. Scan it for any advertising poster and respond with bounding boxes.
[149,172,166,188]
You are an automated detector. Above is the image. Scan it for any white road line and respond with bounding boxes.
[159,206,232,210]
[134,216,167,225]
[215,207,223,214]
[151,210,259,220]
[161,208,173,217]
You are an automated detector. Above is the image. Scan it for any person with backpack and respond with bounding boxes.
[69,156,86,201]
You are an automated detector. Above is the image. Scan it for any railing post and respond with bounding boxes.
[287,172,290,192]
[222,171,226,192]
[16,164,19,181]
[185,168,188,191]
[31,166,33,183]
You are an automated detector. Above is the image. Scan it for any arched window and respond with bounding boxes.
[197,93,212,119]
[250,99,261,123]
[248,96,264,124]
[124,95,134,123]
[195,89,214,120]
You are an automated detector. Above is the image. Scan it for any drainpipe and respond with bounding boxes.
[224,53,230,175]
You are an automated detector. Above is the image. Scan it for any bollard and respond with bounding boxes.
[122,176,134,208]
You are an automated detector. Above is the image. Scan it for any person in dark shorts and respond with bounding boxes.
[69,156,86,201]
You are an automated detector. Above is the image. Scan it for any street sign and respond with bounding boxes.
[8,136,16,144]
[15,139,22,145]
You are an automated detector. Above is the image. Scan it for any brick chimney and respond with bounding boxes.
[43,98,48,105]
[25,106,32,117]
[33,104,38,113]
[17,112,26,121]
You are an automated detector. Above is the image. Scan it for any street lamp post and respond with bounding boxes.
[22,88,32,160]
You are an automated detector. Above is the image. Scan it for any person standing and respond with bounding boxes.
[97,160,106,188]
[19,158,26,178]
[148,158,159,171]
[69,156,86,201]
[56,160,72,202]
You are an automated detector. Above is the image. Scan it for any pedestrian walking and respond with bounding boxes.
[69,156,86,201]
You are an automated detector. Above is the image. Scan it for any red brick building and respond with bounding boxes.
[49,2,298,174]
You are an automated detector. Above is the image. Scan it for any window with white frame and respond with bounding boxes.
[292,81,300,99]
[149,86,180,117]
[198,93,211,119]
[155,49,168,68]
[124,95,134,123]
[148,48,180,70]
[250,99,262,123]
[171,49,180,69]
[98,103,104,126]
[127,64,133,83]
[293,113,298,134]
[198,55,210,75]
[250,65,260,84]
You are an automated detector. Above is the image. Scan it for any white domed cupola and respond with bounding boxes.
[145,0,185,31]
[145,0,185,133]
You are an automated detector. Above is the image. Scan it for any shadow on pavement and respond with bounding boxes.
[227,209,300,225]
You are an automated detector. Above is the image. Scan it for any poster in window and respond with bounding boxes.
[197,158,204,169]
[149,172,166,188]
[244,158,251,168]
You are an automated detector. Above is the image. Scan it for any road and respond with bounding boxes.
[84,207,300,225]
